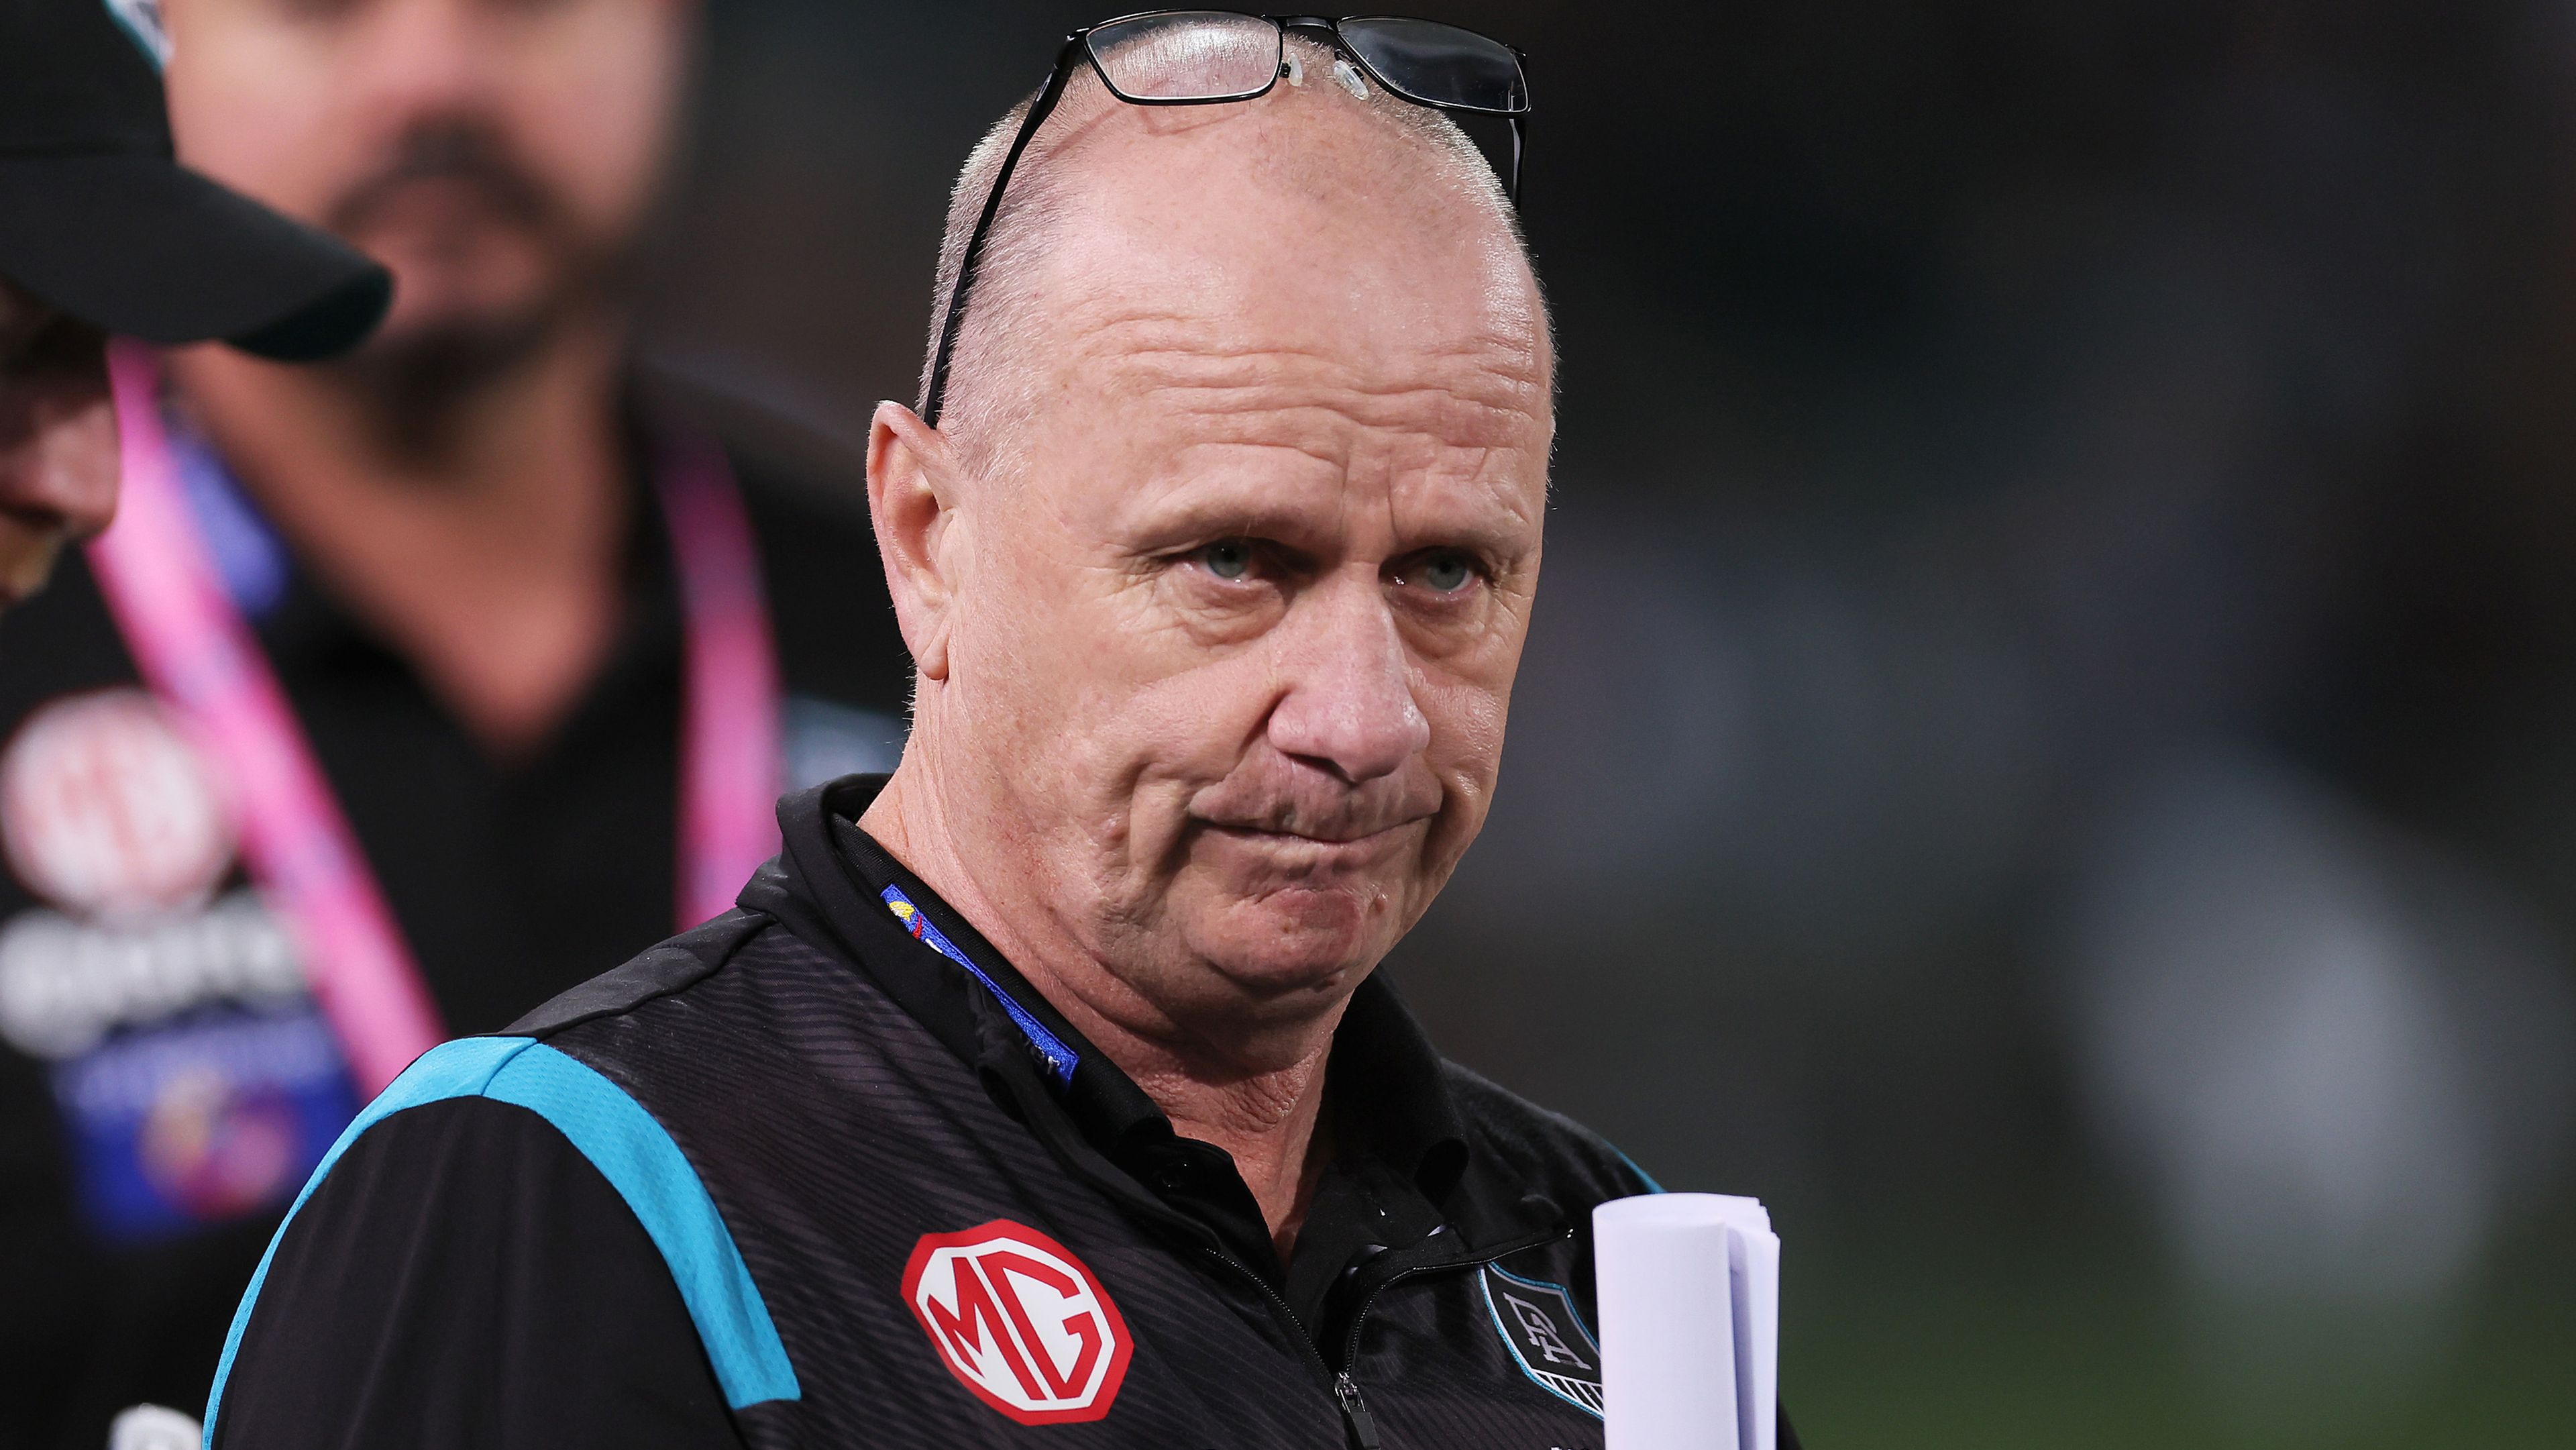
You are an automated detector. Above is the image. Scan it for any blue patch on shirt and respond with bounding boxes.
[52,1006,357,1245]
[880,884,1079,1088]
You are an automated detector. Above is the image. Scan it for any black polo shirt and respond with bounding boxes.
[0,414,910,1450]
[203,776,1798,1449]
[828,815,1470,1351]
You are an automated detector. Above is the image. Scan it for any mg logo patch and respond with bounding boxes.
[903,1221,1133,1425]
[1481,1265,1605,1417]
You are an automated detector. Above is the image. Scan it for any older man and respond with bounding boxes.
[205,18,1776,1449]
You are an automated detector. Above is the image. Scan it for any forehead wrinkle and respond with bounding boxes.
[1081,341,1548,441]
[1044,197,1548,372]
[1066,340,1550,543]
[1064,287,1547,390]
[1136,382,1544,458]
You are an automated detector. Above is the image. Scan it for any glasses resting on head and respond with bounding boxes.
[921,9,1532,427]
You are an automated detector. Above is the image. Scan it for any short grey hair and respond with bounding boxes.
[916,35,1536,472]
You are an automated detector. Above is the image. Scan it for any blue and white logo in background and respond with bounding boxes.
[0,686,353,1245]
[103,0,170,70]
[52,1005,356,1244]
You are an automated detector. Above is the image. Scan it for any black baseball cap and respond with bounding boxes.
[0,0,391,361]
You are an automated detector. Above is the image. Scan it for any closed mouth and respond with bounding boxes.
[1197,818,1428,849]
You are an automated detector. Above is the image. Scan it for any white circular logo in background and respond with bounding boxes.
[0,690,235,920]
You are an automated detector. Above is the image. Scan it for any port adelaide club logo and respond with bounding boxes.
[1481,1265,1605,1417]
[902,1221,1133,1424]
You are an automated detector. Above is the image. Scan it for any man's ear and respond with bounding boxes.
[867,401,965,681]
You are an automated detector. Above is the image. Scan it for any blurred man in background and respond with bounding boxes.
[0,0,910,1443]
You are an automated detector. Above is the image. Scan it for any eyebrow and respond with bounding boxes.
[1113,466,1541,564]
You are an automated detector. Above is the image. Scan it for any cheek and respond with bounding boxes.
[951,546,1281,878]
[1422,654,1515,791]
[0,366,118,523]
[42,395,121,533]
[1406,670,1512,895]
[967,563,1273,780]
[1121,654,1281,778]
[948,537,1137,794]
[513,4,690,231]
[164,21,354,216]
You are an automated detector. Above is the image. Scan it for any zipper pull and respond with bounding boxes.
[1334,1371,1385,1450]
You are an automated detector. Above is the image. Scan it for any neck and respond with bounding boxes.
[861,748,1344,1260]
[169,319,631,758]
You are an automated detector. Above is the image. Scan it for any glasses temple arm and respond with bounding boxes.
[922,37,1084,427]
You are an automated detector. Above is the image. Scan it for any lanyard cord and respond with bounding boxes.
[87,341,782,1093]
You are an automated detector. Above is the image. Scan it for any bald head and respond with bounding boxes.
[862,36,1554,1068]
[924,36,1548,473]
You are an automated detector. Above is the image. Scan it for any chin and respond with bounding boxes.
[1185,886,1403,998]
[344,301,561,415]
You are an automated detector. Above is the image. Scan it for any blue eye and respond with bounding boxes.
[1199,541,1252,580]
[1419,552,1474,592]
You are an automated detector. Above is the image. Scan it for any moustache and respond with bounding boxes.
[325,120,565,239]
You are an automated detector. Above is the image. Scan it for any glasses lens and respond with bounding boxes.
[1087,11,1282,102]
[1335,17,1526,115]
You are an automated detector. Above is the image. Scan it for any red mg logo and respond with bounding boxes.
[902,1221,1133,1424]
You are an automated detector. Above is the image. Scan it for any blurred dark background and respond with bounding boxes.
[649,3,2576,1443]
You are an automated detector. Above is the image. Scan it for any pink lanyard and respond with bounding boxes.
[88,341,783,1094]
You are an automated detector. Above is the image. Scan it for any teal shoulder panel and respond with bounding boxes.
[202,1037,796,1447]
[478,1042,799,1407]
[1608,1141,1666,1194]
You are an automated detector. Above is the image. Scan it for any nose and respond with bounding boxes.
[1264,574,1432,785]
[350,0,496,120]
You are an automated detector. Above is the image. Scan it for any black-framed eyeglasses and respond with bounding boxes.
[920,10,1531,426]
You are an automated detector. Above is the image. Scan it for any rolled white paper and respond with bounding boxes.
[1595,1193,1780,1450]
[1728,1202,1780,1450]
[107,1406,201,1450]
